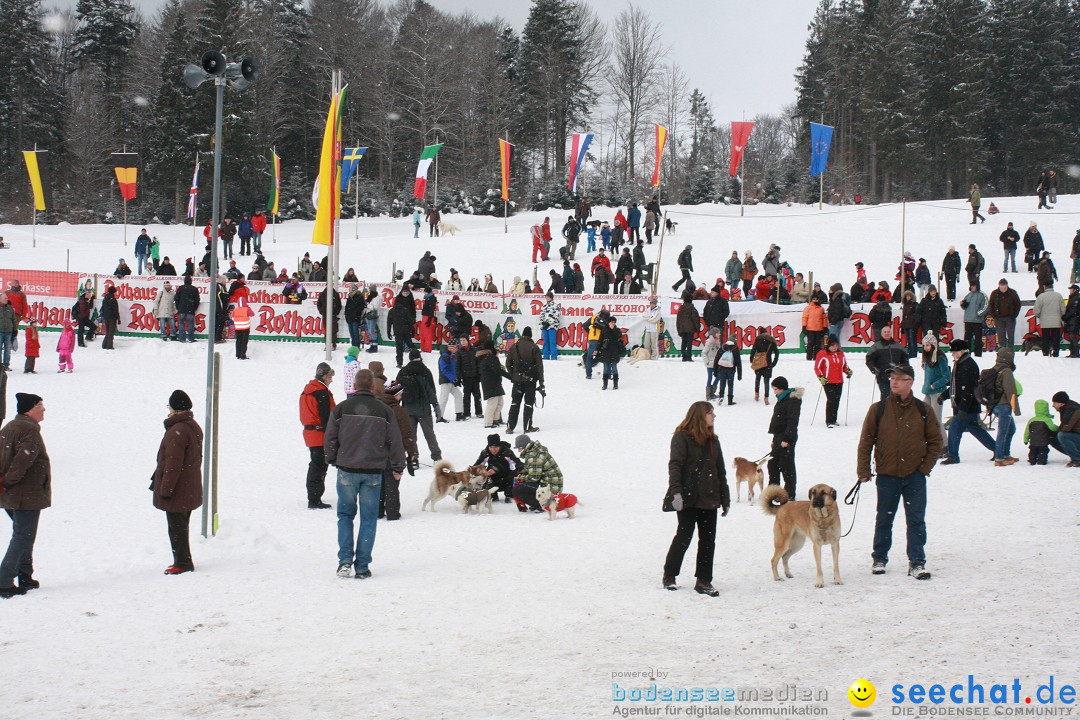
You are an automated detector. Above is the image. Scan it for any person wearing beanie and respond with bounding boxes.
[152,390,203,575]
[814,335,851,428]
[857,363,942,580]
[436,341,464,421]
[300,363,337,508]
[343,347,361,397]
[966,243,985,289]
[827,282,852,341]
[1050,392,1080,466]
[0,393,49,597]
[942,338,995,465]
[767,376,802,499]
[920,333,950,446]
[512,434,564,512]
[474,433,523,504]
[99,285,120,350]
[371,377,418,519]
[397,348,445,461]
[387,287,417,368]
[506,324,544,431]
[596,316,626,392]
[1024,399,1058,466]
[703,285,730,339]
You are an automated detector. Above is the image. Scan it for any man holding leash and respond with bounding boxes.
[857,365,942,580]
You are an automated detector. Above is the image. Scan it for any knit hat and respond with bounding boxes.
[487,433,502,446]
[347,346,360,357]
[522,327,533,338]
[168,389,192,412]
[771,376,789,391]
[514,434,531,450]
[1052,391,1070,404]
[922,331,937,347]
[949,339,969,352]
[409,349,422,361]
[385,380,403,397]
[15,393,42,415]
[968,244,977,250]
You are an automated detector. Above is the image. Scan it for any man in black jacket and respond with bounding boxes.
[316,287,343,350]
[1064,284,1080,358]
[396,349,444,461]
[387,288,416,368]
[324,369,405,579]
[703,285,730,336]
[174,276,201,343]
[918,285,947,341]
[999,222,1020,273]
[940,246,962,300]
[966,244,985,290]
[458,337,482,419]
[767,376,802,500]
[672,245,693,291]
[505,327,544,433]
[942,339,995,464]
[865,326,907,399]
[475,433,522,503]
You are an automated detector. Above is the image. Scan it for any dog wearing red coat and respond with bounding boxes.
[535,484,578,520]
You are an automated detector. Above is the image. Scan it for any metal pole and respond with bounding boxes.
[433,131,439,209]
[66,249,69,272]
[123,197,128,246]
[819,172,824,211]
[354,144,360,240]
[32,208,36,248]
[211,351,221,536]
[504,131,509,235]
[201,76,225,539]
[653,210,669,296]
[901,201,907,299]
[739,162,745,218]
[192,151,198,245]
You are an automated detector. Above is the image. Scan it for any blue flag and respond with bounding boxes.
[340,146,368,192]
[809,123,833,177]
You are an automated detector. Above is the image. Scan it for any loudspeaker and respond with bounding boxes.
[183,63,208,89]
[225,57,258,91]
[201,51,226,77]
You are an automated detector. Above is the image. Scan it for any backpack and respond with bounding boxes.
[974,368,1001,408]
[874,397,928,425]
[717,350,734,368]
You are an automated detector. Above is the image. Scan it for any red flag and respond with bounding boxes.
[729,122,754,176]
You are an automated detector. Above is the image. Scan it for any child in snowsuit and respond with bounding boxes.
[24,319,40,373]
[343,346,360,396]
[57,320,75,372]
[1024,399,1058,465]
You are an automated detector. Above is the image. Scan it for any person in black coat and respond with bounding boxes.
[548,269,565,294]
[865,326,908,399]
[672,245,694,291]
[458,337,482,418]
[766,376,802,500]
[158,258,177,276]
[615,249,633,281]
[593,266,613,294]
[387,288,417,368]
[475,433,522,503]
[749,327,780,403]
[868,299,892,342]
[940,247,962,300]
[663,401,730,596]
[702,286,730,336]
[942,339,996,464]
[100,286,120,350]
[596,317,626,390]
[316,288,343,349]
[476,340,510,428]
[343,286,366,348]
[1023,223,1044,272]
[918,285,947,341]
[632,242,647,283]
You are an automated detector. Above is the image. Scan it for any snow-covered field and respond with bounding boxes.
[1,196,1078,719]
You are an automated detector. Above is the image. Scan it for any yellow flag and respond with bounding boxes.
[23,151,46,211]
[312,91,341,246]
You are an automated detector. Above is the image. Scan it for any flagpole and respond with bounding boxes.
[900,200,907,299]
[325,69,341,363]
[272,146,278,244]
[433,130,440,210]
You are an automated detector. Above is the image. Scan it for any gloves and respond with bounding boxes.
[1013,407,1021,417]
[818,376,828,386]
[844,368,853,378]
[671,493,684,512]
[721,506,729,517]
[407,457,418,476]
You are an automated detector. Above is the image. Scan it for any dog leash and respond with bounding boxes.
[841,479,863,538]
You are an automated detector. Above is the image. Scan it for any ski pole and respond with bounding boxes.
[810,383,823,425]
[845,375,852,425]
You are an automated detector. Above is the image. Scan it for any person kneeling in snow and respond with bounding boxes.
[512,434,563,513]
[475,433,522,503]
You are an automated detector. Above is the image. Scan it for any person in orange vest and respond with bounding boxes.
[231,299,253,360]
[801,294,828,361]
[299,363,336,508]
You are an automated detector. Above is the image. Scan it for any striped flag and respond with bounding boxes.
[651,124,668,187]
[567,132,593,193]
[112,152,139,201]
[499,139,513,202]
[267,148,280,215]
[413,144,443,199]
[186,159,200,219]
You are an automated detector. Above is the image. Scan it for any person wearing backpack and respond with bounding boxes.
[966,244,985,289]
[713,338,742,406]
[942,340,996,465]
[988,347,1022,466]
[506,327,544,431]
[856,365,941,580]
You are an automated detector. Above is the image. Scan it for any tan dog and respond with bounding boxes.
[731,455,769,502]
[761,484,842,588]
[422,460,486,511]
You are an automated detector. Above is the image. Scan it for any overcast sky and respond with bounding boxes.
[51,0,816,123]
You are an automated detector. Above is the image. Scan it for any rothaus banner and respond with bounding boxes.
[18,272,991,354]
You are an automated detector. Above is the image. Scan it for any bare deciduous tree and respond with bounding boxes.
[607,3,667,181]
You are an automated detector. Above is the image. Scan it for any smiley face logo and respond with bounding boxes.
[848,679,876,708]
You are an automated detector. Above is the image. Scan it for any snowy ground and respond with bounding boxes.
[1,196,1079,719]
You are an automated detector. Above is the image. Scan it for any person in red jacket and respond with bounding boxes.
[530,224,544,263]
[250,210,267,254]
[591,248,612,281]
[299,363,336,508]
[814,335,852,428]
[753,276,773,301]
[23,319,40,374]
[7,280,29,351]
[540,217,552,260]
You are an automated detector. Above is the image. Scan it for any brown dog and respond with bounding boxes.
[422,460,487,511]
[761,484,842,588]
[731,455,769,502]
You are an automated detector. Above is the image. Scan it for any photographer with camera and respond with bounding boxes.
[506,326,544,434]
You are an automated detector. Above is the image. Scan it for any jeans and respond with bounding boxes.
[992,405,1015,461]
[336,470,382,572]
[754,368,773,397]
[542,327,558,359]
[872,471,927,566]
[366,318,379,347]
[347,321,362,348]
[1003,248,1017,272]
[672,268,691,291]
[602,361,619,382]
[239,237,251,255]
[996,317,1016,349]
[252,232,262,253]
[179,313,196,342]
[584,339,599,378]
[828,322,844,343]
[706,367,718,390]
[166,510,193,570]
[0,333,10,367]
[1,509,40,587]
[946,412,996,461]
[663,508,717,582]
[1052,432,1080,461]
[716,367,735,400]
[903,328,918,358]
[136,253,148,275]
[222,239,233,259]
[159,316,176,339]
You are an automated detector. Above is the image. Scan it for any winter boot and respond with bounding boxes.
[764,395,770,405]
[455,413,465,422]
[694,580,719,597]
[706,385,716,401]
[602,374,609,390]
[663,574,677,591]
[727,396,735,406]
[754,392,760,402]
[612,375,619,390]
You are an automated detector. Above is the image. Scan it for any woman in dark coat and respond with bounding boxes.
[152,390,203,575]
[675,291,700,362]
[100,286,120,350]
[749,326,780,404]
[663,401,730,596]
[596,317,625,390]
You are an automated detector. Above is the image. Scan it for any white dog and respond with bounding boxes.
[439,221,462,236]
[535,485,579,520]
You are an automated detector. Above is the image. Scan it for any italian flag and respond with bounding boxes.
[413,143,443,199]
